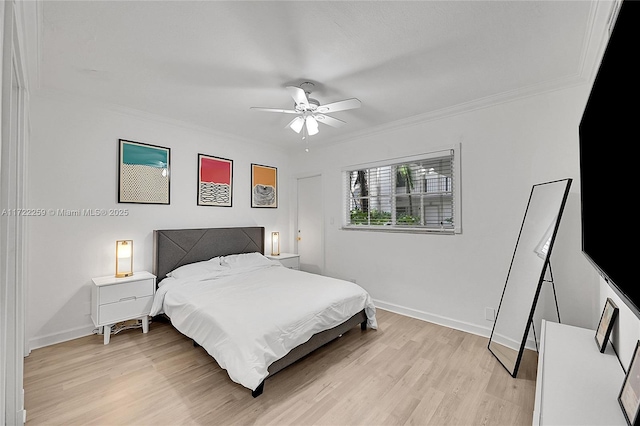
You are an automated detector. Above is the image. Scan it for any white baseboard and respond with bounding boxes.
[28,302,536,352]
[373,299,537,350]
[28,325,95,351]
[373,299,493,338]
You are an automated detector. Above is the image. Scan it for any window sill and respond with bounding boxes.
[341,226,457,235]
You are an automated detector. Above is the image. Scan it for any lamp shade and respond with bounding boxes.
[306,116,319,135]
[271,232,280,256]
[115,240,133,278]
[289,116,304,133]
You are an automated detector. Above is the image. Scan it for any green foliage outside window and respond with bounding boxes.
[350,209,420,226]
[350,209,390,225]
[397,215,420,225]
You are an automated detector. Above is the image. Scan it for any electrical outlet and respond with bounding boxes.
[485,307,496,322]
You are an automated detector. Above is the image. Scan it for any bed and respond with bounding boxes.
[151,226,377,397]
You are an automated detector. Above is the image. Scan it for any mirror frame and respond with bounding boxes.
[488,178,572,377]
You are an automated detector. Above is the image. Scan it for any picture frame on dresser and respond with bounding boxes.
[596,297,619,353]
[619,340,640,426]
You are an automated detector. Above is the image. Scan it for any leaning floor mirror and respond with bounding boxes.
[488,178,572,377]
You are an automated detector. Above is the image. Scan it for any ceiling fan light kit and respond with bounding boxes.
[288,116,304,133]
[251,82,361,139]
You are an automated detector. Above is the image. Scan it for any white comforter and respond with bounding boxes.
[150,262,377,391]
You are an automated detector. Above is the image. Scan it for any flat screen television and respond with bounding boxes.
[580,0,639,318]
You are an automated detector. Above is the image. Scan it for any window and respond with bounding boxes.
[343,147,461,233]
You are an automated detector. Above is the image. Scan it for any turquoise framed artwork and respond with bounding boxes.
[118,139,170,204]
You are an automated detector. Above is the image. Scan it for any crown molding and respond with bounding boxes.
[33,87,289,153]
[316,72,588,150]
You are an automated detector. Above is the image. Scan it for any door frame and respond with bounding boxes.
[293,172,325,275]
[2,0,30,423]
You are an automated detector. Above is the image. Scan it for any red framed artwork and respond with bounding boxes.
[198,154,233,207]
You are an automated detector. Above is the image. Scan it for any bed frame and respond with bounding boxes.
[152,226,367,397]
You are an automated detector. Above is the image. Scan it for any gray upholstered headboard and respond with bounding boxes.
[153,227,264,284]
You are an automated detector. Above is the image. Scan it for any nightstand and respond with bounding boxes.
[266,253,300,270]
[91,271,156,344]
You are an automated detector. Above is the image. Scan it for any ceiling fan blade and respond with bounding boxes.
[250,107,297,114]
[286,86,309,108]
[287,116,304,133]
[305,116,319,135]
[316,98,361,114]
[315,114,346,128]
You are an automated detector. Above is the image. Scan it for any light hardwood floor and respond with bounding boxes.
[24,309,537,425]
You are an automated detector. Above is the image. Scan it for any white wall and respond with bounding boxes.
[26,93,291,349]
[290,85,600,339]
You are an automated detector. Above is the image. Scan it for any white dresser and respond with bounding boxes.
[266,253,300,270]
[533,320,626,425]
[91,271,156,344]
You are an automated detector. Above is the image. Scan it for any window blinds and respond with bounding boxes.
[345,150,455,232]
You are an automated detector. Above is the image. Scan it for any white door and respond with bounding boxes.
[297,175,324,274]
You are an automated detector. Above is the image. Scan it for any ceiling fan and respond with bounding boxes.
[250,82,361,138]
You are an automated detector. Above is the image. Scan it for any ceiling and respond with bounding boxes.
[30,1,611,149]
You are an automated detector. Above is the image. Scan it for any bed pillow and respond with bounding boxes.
[221,252,275,268]
[167,257,226,279]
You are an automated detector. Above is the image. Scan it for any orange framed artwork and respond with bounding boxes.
[251,164,277,208]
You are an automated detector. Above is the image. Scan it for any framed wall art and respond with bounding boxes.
[251,163,277,208]
[118,139,170,204]
[198,154,233,207]
[619,341,640,426]
[595,297,619,353]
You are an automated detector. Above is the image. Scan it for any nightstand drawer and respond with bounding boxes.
[99,278,154,304]
[98,296,153,324]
